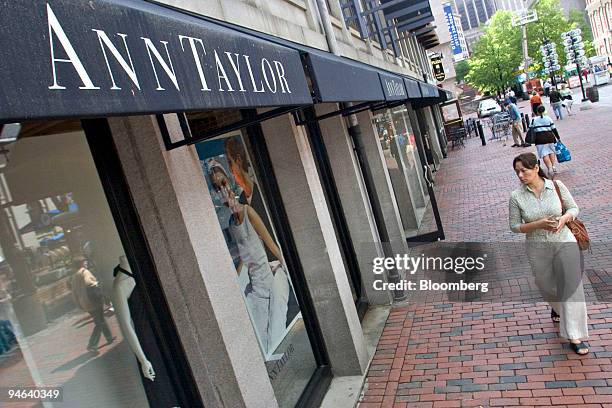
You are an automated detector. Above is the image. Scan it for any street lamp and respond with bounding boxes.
[541,40,560,87]
[512,8,538,74]
[562,28,589,102]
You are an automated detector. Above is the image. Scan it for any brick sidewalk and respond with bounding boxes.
[359,87,612,407]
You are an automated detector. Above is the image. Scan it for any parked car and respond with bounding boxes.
[477,99,502,118]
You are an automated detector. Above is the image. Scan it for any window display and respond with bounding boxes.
[0,122,178,407]
[193,124,318,407]
[373,108,429,234]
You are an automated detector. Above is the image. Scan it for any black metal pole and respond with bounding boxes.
[576,61,589,102]
[477,120,486,146]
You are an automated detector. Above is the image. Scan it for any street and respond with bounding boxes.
[359,84,612,408]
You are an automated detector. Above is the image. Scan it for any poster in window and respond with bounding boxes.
[195,133,300,360]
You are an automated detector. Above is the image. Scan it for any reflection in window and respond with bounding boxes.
[373,108,429,234]
[0,122,177,407]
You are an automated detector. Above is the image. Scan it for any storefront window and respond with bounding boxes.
[190,113,318,408]
[373,108,429,234]
[0,122,177,407]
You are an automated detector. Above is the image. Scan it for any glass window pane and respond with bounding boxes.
[372,109,430,236]
[0,122,176,407]
[191,120,318,408]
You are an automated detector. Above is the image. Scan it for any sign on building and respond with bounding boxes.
[443,4,465,62]
[430,54,446,82]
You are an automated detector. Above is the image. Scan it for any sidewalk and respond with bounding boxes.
[359,86,612,407]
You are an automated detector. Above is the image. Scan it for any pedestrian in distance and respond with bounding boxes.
[559,84,573,116]
[506,98,531,148]
[549,86,564,120]
[543,79,551,97]
[509,152,589,355]
[70,258,115,353]
[529,104,560,177]
[530,91,542,116]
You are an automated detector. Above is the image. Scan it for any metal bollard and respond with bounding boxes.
[524,113,530,131]
[477,120,486,146]
[520,113,527,132]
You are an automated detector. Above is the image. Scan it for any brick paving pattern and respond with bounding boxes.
[360,87,612,407]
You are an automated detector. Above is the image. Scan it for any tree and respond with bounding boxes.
[526,0,573,73]
[465,11,523,93]
[454,60,470,83]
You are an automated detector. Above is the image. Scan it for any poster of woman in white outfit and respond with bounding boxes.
[197,134,300,359]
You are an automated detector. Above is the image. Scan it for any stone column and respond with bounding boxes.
[107,115,277,408]
[259,112,369,376]
[315,103,392,306]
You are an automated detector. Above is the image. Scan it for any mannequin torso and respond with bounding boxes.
[112,256,155,381]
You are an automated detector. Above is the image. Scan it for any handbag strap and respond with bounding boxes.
[553,180,567,214]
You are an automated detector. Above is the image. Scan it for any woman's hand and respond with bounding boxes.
[554,214,573,233]
[222,186,243,214]
[538,216,558,232]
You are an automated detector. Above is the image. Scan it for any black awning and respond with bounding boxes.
[419,82,440,98]
[379,72,407,101]
[441,89,454,102]
[304,52,385,103]
[142,3,434,107]
[0,0,312,122]
[382,0,432,21]
[403,78,422,98]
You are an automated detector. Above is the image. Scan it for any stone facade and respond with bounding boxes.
[587,0,612,58]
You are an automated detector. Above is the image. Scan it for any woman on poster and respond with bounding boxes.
[208,161,290,356]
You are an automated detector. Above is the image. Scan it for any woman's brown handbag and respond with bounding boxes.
[554,181,590,251]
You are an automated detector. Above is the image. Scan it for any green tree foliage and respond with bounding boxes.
[465,11,523,93]
[466,0,595,92]
[526,0,573,72]
[568,10,596,57]
[454,60,470,83]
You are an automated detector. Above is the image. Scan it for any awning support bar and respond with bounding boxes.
[158,105,303,150]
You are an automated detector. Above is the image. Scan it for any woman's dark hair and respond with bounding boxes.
[224,138,248,172]
[513,152,547,179]
[537,104,546,116]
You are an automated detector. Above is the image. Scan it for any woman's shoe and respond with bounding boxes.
[551,309,561,322]
[569,341,589,355]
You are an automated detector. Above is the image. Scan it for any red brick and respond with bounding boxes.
[502,390,533,398]
[517,382,546,390]
[519,397,552,405]
[585,395,612,403]
[489,398,519,406]
[551,396,585,405]
[563,387,596,396]
[432,401,461,408]
[531,389,563,397]
[419,394,446,402]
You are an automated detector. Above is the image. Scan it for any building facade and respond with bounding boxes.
[587,0,612,57]
[0,0,454,407]
[429,1,470,94]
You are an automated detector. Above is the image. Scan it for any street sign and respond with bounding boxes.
[512,9,538,26]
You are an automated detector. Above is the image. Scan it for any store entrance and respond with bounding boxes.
[406,106,445,243]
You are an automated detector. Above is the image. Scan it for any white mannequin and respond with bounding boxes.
[112,255,156,381]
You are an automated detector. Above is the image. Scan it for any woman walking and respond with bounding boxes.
[549,86,564,120]
[530,104,559,176]
[509,153,588,355]
[560,84,573,116]
[530,91,542,116]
